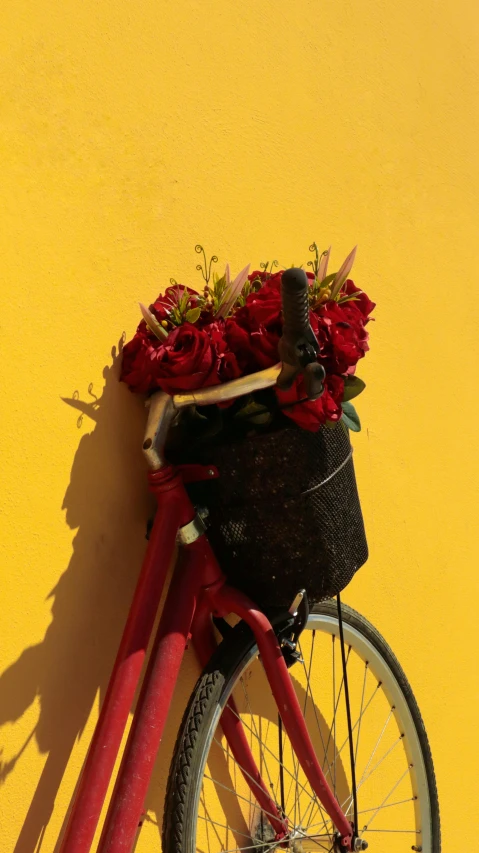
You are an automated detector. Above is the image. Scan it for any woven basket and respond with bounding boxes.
[182,419,368,608]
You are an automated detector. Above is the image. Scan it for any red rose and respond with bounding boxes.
[150,322,222,394]
[342,279,376,320]
[250,325,281,368]
[244,274,282,326]
[121,320,167,393]
[150,284,200,324]
[224,314,253,372]
[225,311,281,373]
[224,273,283,372]
[208,321,242,382]
[312,300,369,375]
[276,374,345,431]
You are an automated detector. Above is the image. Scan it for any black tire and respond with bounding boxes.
[163,601,440,853]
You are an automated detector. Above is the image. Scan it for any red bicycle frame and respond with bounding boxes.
[58,458,354,853]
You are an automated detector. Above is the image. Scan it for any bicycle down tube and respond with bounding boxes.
[58,465,196,853]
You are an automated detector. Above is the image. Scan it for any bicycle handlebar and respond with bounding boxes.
[280,268,312,340]
[143,269,325,470]
[278,268,325,400]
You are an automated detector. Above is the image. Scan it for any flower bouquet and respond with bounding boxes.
[121,243,373,606]
[121,244,375,434]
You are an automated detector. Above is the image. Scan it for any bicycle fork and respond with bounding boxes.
[207,584,354,852]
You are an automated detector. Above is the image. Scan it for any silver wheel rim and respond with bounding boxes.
[189,611,433,853]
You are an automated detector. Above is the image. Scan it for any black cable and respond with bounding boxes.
[337,592,359,840]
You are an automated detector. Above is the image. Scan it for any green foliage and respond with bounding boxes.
[185,306,201,323]
[342,376,366,402]
[319,272,336,288]
[341,400,361,432]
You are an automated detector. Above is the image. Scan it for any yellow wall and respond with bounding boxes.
[1,1,478,849]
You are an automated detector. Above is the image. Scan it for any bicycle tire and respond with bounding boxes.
[163,600,440,853]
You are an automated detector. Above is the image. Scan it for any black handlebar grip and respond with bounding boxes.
[281,268,311,340]
[277,268,321,392]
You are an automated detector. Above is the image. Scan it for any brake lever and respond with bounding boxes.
[277,336,325,399]
[304,361,326,401]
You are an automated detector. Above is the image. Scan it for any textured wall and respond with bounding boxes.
[1,0,478,849]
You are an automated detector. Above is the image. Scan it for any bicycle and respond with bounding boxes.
[58,271,440,853]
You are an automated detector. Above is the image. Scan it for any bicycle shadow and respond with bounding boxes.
[0,340,154,853]
[0,344,351,851]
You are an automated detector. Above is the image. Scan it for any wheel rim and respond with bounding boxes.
[191,611,433,853]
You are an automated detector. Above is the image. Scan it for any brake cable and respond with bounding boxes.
[337,592,359,842]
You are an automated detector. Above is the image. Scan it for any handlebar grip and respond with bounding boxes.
[280,268,311,340]
[277,268,322,393]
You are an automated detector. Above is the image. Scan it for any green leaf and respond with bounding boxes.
[336,294,360,304]
[320,272,336,288]
[342,376,366,402]
[341,400,361,432]
[234,400,269,419]
[185,306,201,323]
[216,263,250,319]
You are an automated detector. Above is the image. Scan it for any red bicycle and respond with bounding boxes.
[58,273,440,853]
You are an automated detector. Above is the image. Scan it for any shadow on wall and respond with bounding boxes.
[0,343,352,851]
[0,340,153,852]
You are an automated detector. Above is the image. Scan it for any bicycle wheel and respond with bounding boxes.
[163,600,440,853]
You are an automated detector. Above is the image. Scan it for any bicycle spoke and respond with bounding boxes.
[299,635,334,781]
[295,630,316,824]
[197,813,255,843]
[354,662,368,767]
[211,735,280,816]
[354,706,394,789]
[358,733,404,789]
[341,733,404,815]
[359,765,411,835]
[202,774,283,827]
[238,676,276,801]
[322,680,382,786]
[212,730,328,838]
[359,828,420,834]
[354,797,416,817]
[224,703,324,805]
[223,684,330,841]
[301,641,354,833]
[211,841,280,853]
[199,797,231,850]
[293,837,332,852]
[321,645,352,775]
[292,634,331,831]
[278,714,285,816]
[306,677,381,832]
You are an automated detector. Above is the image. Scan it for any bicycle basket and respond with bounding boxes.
[183,420,368,608]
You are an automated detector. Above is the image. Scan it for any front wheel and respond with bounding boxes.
[163,601,440,853]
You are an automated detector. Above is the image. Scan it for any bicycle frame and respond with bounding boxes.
[58,376,355,853]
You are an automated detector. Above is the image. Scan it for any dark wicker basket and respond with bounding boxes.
[182,419,368,608]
